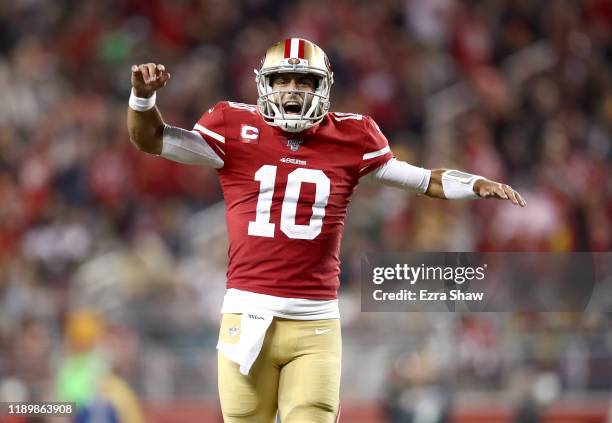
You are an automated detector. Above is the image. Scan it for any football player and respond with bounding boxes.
[127,38,525,423]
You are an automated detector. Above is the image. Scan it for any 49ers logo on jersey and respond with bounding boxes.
[240,125,259,144]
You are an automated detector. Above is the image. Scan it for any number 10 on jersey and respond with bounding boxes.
[248,165,330,240]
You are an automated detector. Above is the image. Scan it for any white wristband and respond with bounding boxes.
[129,88,156,111]
[441,170,482,200]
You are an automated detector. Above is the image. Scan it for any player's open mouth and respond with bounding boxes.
[283,102,302,115]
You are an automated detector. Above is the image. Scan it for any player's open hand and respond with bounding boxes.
[131,63,171,98]
[474,179,526,207]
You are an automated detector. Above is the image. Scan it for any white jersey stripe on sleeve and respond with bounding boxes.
[190,131,224,155]
[290,38,300,58]
[162,125,224,168]
[194,123,225,143]
[362,146,390,160]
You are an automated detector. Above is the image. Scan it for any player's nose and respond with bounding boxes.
[283,83,303,100]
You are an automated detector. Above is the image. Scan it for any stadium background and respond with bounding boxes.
[0,0,611,422]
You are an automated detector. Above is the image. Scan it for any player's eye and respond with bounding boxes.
[298,78,316,88]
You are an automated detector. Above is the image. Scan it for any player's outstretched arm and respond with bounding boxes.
[369,160,525,207]
[127,63,171,155]
[426,169,526,207]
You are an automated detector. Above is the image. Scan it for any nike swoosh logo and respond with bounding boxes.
[315,329,331,335]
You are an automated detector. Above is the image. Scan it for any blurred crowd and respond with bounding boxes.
[0,0,611,419]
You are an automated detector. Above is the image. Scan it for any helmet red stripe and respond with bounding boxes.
[298,39,305,59]
[284,39,291,58]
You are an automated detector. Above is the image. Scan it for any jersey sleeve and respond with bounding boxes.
[358,116,395,178]
[193,102,227,162]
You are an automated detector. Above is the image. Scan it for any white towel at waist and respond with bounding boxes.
[216,312,273,376]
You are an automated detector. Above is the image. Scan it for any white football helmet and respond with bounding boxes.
[255,38,333,133]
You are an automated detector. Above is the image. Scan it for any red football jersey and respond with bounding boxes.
[194,102,393,300]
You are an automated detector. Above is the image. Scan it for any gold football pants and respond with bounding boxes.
[218,313,341,423]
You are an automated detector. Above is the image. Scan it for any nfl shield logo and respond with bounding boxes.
[287,139,303,152]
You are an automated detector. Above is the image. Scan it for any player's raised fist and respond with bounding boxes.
[131,63,171,98]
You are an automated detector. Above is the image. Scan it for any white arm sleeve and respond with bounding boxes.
[369,158,431,193]
[161,125,224,169]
